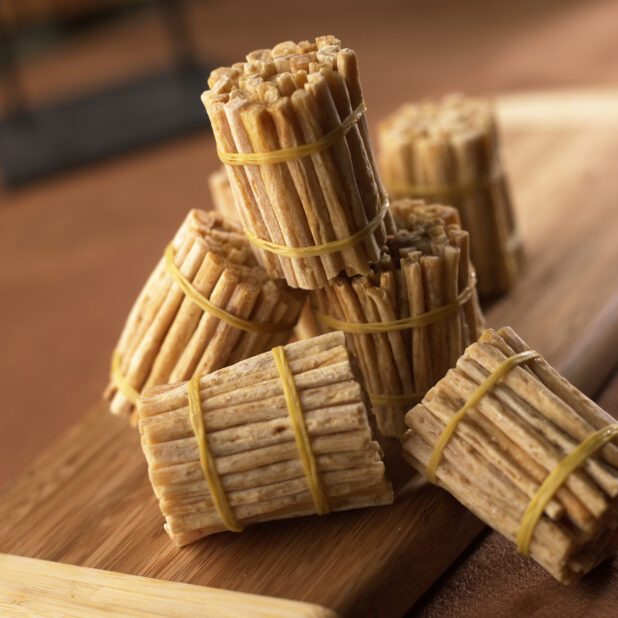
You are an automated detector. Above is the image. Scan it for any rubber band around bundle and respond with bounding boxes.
[517,422,618,556]
[425,349,541,484]
[188,373,243,533]
[390,160,504,199]
[272,345,330,515]
[316,281,475,334]
[111,349,140,406]
[369,391,424,408]
[244,203,388,259]
[165,244,292,334]
[218,101,367,166]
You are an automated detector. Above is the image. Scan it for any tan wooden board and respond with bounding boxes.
[0,553,337,617]
[0,92,617,617]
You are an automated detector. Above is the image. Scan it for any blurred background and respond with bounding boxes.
[1,0,617,487]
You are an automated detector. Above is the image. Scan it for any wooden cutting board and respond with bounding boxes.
[0,553,337,618]
[1,91,617,618]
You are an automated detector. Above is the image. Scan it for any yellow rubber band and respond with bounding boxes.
[517,423,618,556]
[165,244,290,334]
[426,350,541,484]
[390,161,504,199]
[188,374,243,533]
[317,282,475,334]
[272,346,330,515]
[369,392,424,408]
[218,102,367,166]
[111,349,140,405]
[244,203,388,259]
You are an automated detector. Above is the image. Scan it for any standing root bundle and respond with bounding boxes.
[378,95,524,297]
[138,331,393,545]
[402,326,618,583]
[313,200,484,437]
[105,210,305,420]
[202,35,395,290]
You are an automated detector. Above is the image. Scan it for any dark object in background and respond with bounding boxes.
[0,0,212,188]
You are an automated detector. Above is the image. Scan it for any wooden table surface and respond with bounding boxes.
[1,1,618,616]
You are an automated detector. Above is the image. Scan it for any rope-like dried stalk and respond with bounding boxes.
[378,95,524,297]
[104,209,305,420]
[313,199,484,437]
[202,35,395,290]
[402,326,618,583]
[138,332,393,545]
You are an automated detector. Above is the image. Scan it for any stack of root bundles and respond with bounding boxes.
[378,95,523,297]
[202,35,395,290]
[105,210,305,420]
[402,327,618,583]
[139,332,393,546]
[313,200,484,437]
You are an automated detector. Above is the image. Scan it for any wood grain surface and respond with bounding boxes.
[0,553,337,618]
[0,403,483,618]
[1,93,617,617]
